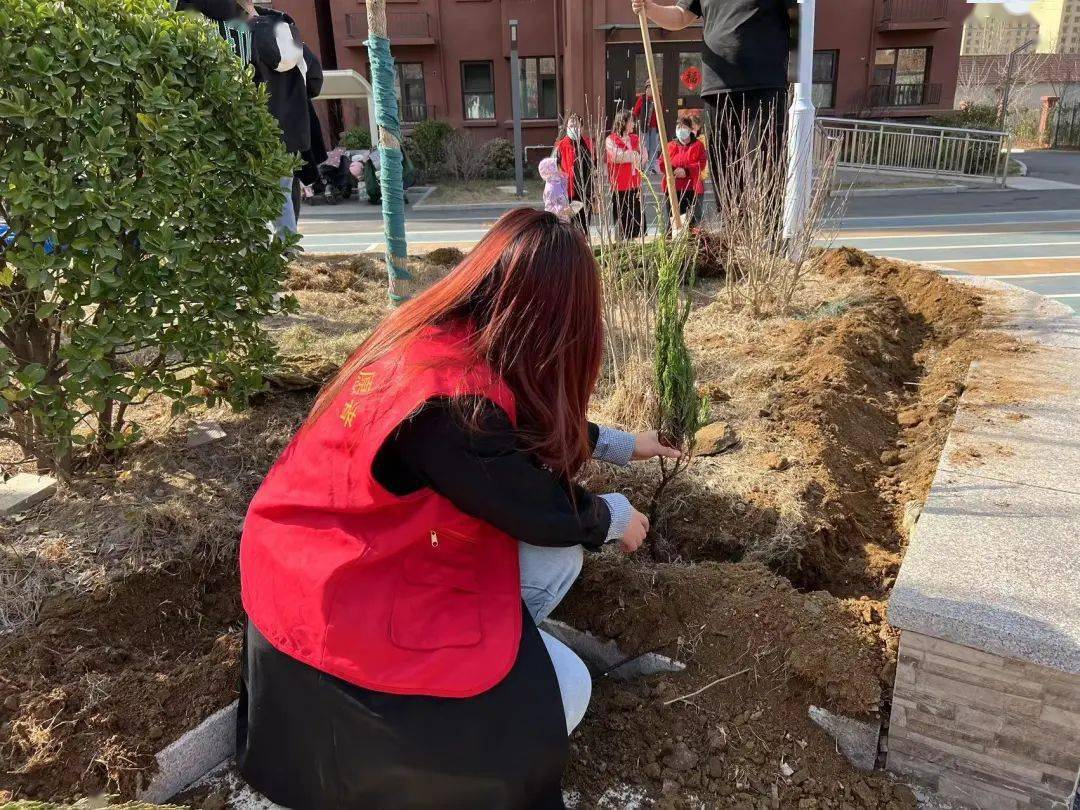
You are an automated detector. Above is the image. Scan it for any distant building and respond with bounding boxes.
[958,52,1080,108]
[268,0,971,148]
[962,0,1080,55]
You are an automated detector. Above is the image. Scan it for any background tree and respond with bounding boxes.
[0,0,295,474]
[365,0,412,303]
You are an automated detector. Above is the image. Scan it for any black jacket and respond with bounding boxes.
[177,1,323,154]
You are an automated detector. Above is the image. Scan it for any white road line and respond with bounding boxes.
[898,255,1080,264]
[834,230,1080,242]
[838,209,1080,223]
[973,271,1080,279]
[879,240,1080,252]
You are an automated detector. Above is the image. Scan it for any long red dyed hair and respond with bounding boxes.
[310,208,604,477]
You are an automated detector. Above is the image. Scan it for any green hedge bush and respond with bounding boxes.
[341,126,372,150]
[0,0,296,472]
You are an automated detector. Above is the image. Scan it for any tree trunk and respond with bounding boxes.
[366,0,413,304]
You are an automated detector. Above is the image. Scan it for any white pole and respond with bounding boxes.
[782,0,816,244]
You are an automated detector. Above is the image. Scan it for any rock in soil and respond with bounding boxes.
[695,421,739,456]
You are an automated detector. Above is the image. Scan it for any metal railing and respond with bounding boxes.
[401,103,436,124]
[879,0,948,23]
[816,117,1010,185]
[868,82,943,108]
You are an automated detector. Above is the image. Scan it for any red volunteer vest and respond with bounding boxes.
[606,133,641,192]
[240,326,522,698]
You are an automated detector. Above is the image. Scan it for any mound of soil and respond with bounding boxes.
[0,567,242,801]
[557,557,911,809]
[587,247,986,595]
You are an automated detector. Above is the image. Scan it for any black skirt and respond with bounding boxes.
[236,605,569,810]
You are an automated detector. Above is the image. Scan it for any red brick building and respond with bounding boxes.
[269,0,972,148]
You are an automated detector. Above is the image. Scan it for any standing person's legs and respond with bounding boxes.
[274,176,298,237]
[518,543,591,734]
[612,191,626,239]
[630,188,644,239]
[291,176,303,226]
[646,128,660,173]
[703,94,725,216]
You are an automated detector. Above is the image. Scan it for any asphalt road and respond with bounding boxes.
[299,162,1080,314]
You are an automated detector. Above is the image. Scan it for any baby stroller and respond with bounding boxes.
[313,147,355,204]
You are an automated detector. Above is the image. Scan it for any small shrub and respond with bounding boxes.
[340,127,372,150]
[0,0,295,473]
[405,120,454,180]
[930,102,1001,132]
[481,138,516,179]
[443,131,487,182]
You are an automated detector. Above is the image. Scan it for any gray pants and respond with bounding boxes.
[274,175,298,237]
[519,542,591,734]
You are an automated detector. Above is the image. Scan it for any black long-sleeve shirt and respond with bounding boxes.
[373,397,613,550]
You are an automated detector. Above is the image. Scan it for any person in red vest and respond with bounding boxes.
[661,114,708,228]
[237,208,680,809]
[632,79,661,173]
[554,113,595,233]
[605,109,646,240]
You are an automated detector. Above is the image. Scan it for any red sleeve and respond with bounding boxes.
[632,94,644,117]
[557,138,572,175]
[691,140,707,169]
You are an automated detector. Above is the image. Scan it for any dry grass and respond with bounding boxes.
[4,694,71,775]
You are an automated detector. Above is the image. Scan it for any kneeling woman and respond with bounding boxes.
[237,208,679,809]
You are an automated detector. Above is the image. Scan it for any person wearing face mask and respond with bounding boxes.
[554,114,595,233]
[661,115,708,229]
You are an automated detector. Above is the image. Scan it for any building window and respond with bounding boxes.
[519,56,557,119]
[872,47,932,106]
[462,60,495,120]
[812,50,838,109]
[395,63,427,123]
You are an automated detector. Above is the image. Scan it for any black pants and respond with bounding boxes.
[666,189,699,231]
[611,189,644,240]
[570,189,590,233]
[703,88,787,214]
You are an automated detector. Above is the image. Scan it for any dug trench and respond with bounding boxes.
[0,248,1023,806]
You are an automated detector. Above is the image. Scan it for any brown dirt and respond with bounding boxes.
[557,557,912,809]
[0,248,1026,804]
[0,567,242,801]
[587,247,989,597]
[0,388,314,802]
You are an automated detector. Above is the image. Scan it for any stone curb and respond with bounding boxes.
[888,273,1080,674]
[138,701,238,803]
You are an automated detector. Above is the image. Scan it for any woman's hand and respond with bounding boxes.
[674,168,687,178]
[632,431,683,462]
[621,508,650,553]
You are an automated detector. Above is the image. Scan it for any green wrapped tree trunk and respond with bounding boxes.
[365,0,412,303]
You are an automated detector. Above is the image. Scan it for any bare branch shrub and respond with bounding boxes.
[443,130,486,182]
[708,102,839,317]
